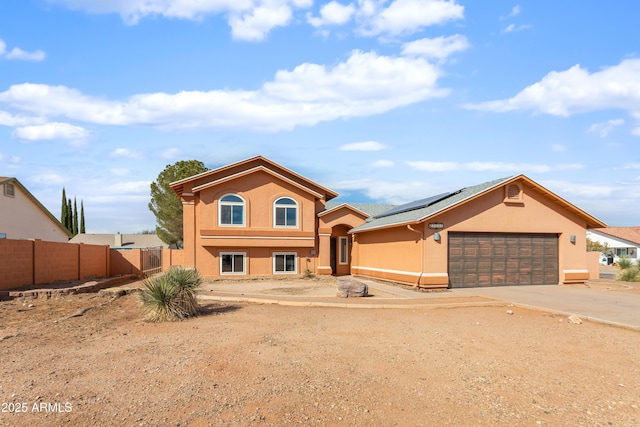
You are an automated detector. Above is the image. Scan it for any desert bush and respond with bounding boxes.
[139,268,202,321]
[616,257,639,282]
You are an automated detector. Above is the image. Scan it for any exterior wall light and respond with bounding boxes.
[434,232,441,242]
[570,235,576,244]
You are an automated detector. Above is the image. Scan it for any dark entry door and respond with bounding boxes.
[448,232,559,288]
[330,237,337,275]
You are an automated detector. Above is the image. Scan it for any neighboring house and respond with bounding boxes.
[586,227,640,265]
[69,233,168,249]
[0,177,71,242]
[172,156,606,288]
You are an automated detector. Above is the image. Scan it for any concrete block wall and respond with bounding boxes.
[80,243,109,279]
[34,240,79,285]
[0,239,34,290]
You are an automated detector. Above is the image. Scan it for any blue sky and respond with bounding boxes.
[1,0,639,233]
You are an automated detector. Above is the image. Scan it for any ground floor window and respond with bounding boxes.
[220,252,245,274]
[338,236,349,265]
[274,253,297,274]
[615,247,637,258]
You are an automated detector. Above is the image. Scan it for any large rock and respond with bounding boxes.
[336,278,369,298]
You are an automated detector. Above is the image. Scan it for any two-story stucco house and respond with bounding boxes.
[0,177,71,242]
[171,156,606,288]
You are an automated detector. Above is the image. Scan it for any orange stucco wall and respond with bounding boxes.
[183,170,324,278]
[352,180,594,287]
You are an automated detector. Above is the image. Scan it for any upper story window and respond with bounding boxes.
[274,197,297,227]
[219,194,245,226]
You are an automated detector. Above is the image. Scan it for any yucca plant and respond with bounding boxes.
[139,268,203,321]
[164,267,202,318]
[617,256,633,270]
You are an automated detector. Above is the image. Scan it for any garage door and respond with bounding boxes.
[448,233,559,288]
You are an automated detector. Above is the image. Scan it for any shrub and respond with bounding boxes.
[617,256,633,270]
[139,268,203,321]
[618,268,639,282]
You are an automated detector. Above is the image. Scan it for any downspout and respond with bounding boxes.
[406,224,424,287]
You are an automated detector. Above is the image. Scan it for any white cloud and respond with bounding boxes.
[29,173,68,186]
[308,1,355,27]
[405,161,579,173]
[0,38,45,61]
[12,122,88,141]
[331,178,435,204]
[110,148,143,159]
[552,144,566,152]
[357,0,464,37]
[502,23,531,33]
[5,47,46,61]
[508,5,521,17]
[541,180,613,198]
[110,168,131,177]
[161,148,182,159]
[229,2,293,41]
[0,111,46,127]
[587,118,624,137]
[401,35,469,60]
[48,0,311,41]
[0,50,448,132]
[465,59,640,122]
[339,140,386,151]
[372,159,394,167]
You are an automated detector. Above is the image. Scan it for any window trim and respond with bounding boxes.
[218,194,246,227]
[220,252,246,275]
[273,197,298,228]
[273,252,297,274]
[338,236,349,265]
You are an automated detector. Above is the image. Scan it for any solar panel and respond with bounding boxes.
[373,190,462,219]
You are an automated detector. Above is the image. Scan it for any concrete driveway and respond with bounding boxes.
[453,284,640,330]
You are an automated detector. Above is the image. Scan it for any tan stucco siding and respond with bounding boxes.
[0,186,69,242]
[352,181,593,286]
[194,246,316,277]
[196,171,317,233]
[352,226,423,285]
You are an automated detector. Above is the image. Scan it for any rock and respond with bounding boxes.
[567,315,582,324]
[506,310,514,315]
[336,279,368,298]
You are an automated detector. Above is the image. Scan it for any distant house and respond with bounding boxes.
[69,233,168,249]
[587,227,640,265]
[0,177,71,242]
[171,156,605,288]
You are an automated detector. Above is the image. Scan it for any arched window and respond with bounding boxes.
[219,194,245,226]
[274,197,297,227]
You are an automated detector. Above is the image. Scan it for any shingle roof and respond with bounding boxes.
[591,227,640,246]
[323,202,397,219]
[349,176,514,233]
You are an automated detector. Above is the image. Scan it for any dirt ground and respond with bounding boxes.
[1,278,639,426]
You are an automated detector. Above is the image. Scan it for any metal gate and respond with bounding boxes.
[141,247,163,276]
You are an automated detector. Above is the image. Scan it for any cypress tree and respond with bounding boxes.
[80,201,85,234]
[61,188,68,227]
[67,199,73,231]
[73,197,79,236]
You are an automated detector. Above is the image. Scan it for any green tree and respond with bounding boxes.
[80,201,85,234]
[149,160,208,248]
[61,188,68,230]
[586,238,609,253]
[73,197,79,235]
[67,198,73,231]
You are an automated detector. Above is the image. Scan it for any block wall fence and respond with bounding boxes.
[0,238,182,291]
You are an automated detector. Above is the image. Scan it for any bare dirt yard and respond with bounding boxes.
[1,278,639,426]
